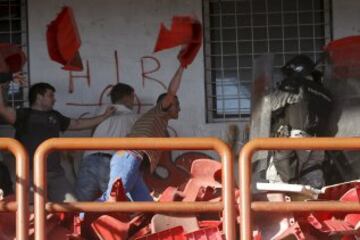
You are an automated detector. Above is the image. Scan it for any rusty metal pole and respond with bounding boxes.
[214,139,236,239]
[239,139,254,240]
[34,137,235,240]
[0,138,29,240]
[239,137,360,240]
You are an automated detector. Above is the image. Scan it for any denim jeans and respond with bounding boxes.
[75,153,111,201]
[100,151,153,202]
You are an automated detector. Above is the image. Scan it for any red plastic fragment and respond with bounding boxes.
[0,43,26,73]
[135,226,186,240]
[177,20,202,68]
[154,17,193,52]
[47,6,83,71]
[185,227,222,240]
[91,215,129,240]
[153,16,202,68]
[324,35,360,79]
[174,152,213,173]
[144,151,190,195]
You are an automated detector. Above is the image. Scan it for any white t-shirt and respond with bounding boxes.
[83,104,138,157]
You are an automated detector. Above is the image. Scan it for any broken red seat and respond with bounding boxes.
[150,214,199,234]
[158,186,185,202]
[174,152,213,173]
[307,214,358,236]
[91,215,129,240]
[318,180,360,201]
[177,19,202,68]
[128,214,153,239]
[0,43,27,73]
[47,6,83,71]
[198,221,222,230]
[144,151,190,195]
[180,159,222,202]
[189,159,222,184]
[272,222,318,240]
[185,227,223,240]
[135,226,186,240]
[154,16,193,52]
[82,178,130,239]
[324,36,360,79]
[340,187,360,229]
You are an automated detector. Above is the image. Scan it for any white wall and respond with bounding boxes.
[332,0,360,38]
[327,0,360,138]
[24,0,246,164]
[3,0,358,173]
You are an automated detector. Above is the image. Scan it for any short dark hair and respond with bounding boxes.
[110,83,134,104]
[156,93,168,104]
[156,93,179,104]
[156,93,178,111]
[29,82,56,106]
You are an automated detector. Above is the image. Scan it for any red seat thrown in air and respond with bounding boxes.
[324,35,360,79]
[154,16,193,52]
[0,43,26,73]
[153,16,203,68]
[177,19,202,68]
[47,6,83,71]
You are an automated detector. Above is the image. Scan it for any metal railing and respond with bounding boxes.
[239,137,360,239]
[33,137,236,240]
[0,138,29,240]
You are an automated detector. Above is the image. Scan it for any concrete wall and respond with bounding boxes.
[2,0,360,182]
[22,0,360,148]
[24,0,245,161]
[0,0,248,187]
[332,0,360,38]
[328,0,360,137]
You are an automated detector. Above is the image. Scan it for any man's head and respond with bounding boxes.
[29,82,56,110]
[157,93,181,119]
[281,54,315,78]
[110,83,135,109]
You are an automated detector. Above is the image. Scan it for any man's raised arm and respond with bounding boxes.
[161,65,184,109]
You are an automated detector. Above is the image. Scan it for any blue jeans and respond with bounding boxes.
[75,153,111,201]
[100,151,153,202]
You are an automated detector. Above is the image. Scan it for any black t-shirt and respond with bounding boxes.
[0,73,12,84]
[14,108,71,172]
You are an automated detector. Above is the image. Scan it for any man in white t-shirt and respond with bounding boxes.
[75,83,138,201]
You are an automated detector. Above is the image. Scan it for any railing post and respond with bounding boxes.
[239,137,360,239]
[0,138,29,240]
[34,137,236,240]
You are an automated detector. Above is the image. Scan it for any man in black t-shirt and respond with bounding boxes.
[0,81,115,202]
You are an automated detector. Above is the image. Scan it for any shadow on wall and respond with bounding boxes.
[324,75,360,179]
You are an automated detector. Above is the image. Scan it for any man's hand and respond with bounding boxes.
[12,72,27,86]
[103,106,116,118]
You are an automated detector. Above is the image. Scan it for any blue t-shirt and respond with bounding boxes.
[14,108,70,172]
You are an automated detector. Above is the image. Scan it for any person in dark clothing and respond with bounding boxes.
[0,161,13,197]
[266,55,333,189]
[0,72,23,197]
[0,81,115,201]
